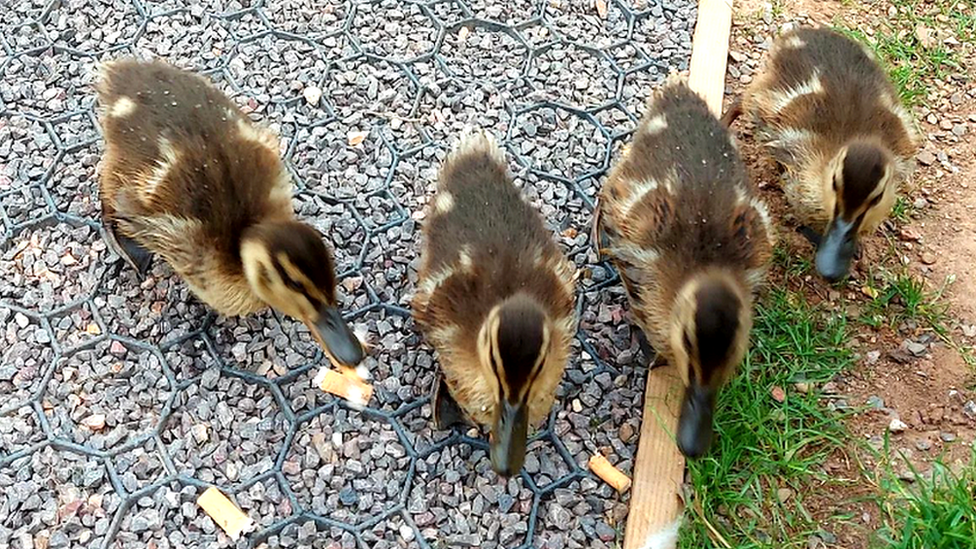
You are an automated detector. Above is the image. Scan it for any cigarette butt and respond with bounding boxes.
[588,454,632,493]
[320,335,370,382]
[196,486,254,541]
[314,368,373,406]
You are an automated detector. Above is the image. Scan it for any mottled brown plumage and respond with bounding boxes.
[595,78,774,458]
[412,129,577,476]
[96,58,363,368]
[724,27,918,281]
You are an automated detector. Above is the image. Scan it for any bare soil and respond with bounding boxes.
[725,1,976,546]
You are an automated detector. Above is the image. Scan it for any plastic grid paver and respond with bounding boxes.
[0,1,695,547]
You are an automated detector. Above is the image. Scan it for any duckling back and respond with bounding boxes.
[597,79,774,351]
[97,60,290,227]
[413,130,576,427]
[742,27,917,228]
[96,59,293,315]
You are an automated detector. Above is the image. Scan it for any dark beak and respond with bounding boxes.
[815,217,857,283]
[307,306,364,367]
[677,382,717,459]
[490,399,528,477]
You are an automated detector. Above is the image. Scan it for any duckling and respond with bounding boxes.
[721,27,918,282]
[594,78,774,458]
[96,59,364,369]
[412,129,577,477]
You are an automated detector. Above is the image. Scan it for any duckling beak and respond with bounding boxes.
[815,217,857,283]
[307,306,364,367]
[490,399,528,477]
[677,382,716,459]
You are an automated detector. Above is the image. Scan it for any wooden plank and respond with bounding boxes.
[623,365,685,549]
[689,0,735,116]
[622,2,734,549]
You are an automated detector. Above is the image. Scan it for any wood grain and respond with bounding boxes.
[623,365,686,549]
[688,0,735,116]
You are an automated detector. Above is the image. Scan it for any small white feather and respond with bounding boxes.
[639,518,682,549]
[312,367,328,388]
[354,364,371,382]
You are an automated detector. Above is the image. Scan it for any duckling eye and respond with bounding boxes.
[284,277,304,293]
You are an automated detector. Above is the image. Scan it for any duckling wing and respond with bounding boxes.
[96,59,289,223]
[109,187,204,269]
[414,131,576,425]
[598,81,774,328]
[747,28,917,161]
[96,59,294,282]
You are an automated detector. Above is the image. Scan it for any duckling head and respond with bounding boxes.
[241,221,364,367]
[817,140,894,282]
[479,293,551,477]
[669,272,751,458]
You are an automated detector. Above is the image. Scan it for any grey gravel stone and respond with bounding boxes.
[48,531,70,548]
[964,400,976,419]
[866,396,885,410]
[904,340,929,356]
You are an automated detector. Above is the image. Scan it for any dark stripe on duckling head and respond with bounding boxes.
[246,221,336,304]
[495,294,547,399]
[693,280,741,382]
[840,142,887,216]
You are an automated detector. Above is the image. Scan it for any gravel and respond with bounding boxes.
[468,0,541,26]
[131,11,235,72]
[42,341,170,452]
[0,405,44,458]
[261,0,348,38]
[0,115,60,192]
[284,410,409,524]
[349,2,438,63]
[43,0,142,54]
[0,222,108,311]
[440,27,527,87]
[544,1,631,49]
[526,44,620,108]
[0,446,122,548]
[510,106,610,181]
[0,0,697,545]
[161,374,288,486]
[1,309,56,411]
[114,440,169,494]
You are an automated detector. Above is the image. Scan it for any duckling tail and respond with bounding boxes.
[448,127,507,170]
[719,96,743,127]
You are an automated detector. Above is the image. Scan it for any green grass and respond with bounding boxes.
[860,270,950,332]
[679,246,973,546]
[950,8,976,43]
[859,269,976,365]
[891,196,913,223]
[772,246,813,280]
[679,261,856,547]
[871,447,976,548]
[833,0,970,106]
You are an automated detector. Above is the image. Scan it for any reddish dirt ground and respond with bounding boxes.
[723,1,976,546]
